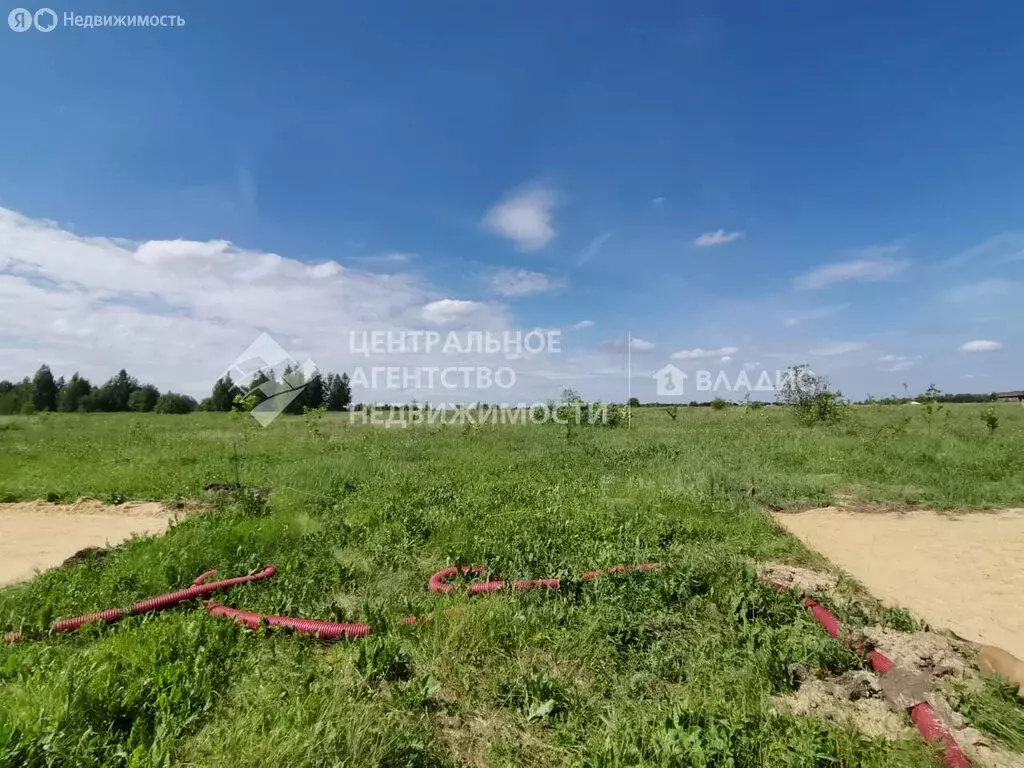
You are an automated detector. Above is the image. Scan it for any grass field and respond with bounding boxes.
[1,404,1023,766]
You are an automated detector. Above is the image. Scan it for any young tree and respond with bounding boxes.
[777,364,848,425]
[0,379,31,415]
[243,370,271,406]
[560,387,583,405]
[31,364,58,412]
[302,370,325,411]
[281,365,307,415]
[154,393,198,414]
[209,375,241,412]
[325,372,352,411]
[128,384,161,412]
[96,369,138,411]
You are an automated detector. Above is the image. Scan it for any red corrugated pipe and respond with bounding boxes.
[204,562,663,639]
[782,590,971,768]
[2,563,660,645]
[426,562,661,595]
[2,566,277,644]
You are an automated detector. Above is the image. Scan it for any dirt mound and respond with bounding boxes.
[863,626,975,680]
[773,670,912,740]
[756,561,836,595]
[925,693,1024,768]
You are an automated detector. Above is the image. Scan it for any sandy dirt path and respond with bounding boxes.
[0,501,172,586]
[774,507,1024,661]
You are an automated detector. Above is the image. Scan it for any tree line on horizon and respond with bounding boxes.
[0,365,352,416]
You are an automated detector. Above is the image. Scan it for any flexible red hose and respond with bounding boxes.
[206,563,663,640]
[784,592,971,767]
[1,566,277,644]
[2,563,659,645]
[205,601,373,640]
[911,703,972,768]
[427,563,661,595]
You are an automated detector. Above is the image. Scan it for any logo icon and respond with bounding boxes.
[8,7,57,31]
[33,7,56,31]
[653,364,687,396]
[8,8,32,30]
[223,332,318,427]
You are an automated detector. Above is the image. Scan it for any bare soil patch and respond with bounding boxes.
[756,561,837,596]
[773,507,1024,662]
[0,500,176,586]
[862,626,974,680]
[773,670,913,740]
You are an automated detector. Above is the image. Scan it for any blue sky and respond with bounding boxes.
[1,0,1022,402]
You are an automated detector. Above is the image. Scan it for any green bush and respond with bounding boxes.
[982,406,999,435]
[778,365,848,426]
[154,393,198,414]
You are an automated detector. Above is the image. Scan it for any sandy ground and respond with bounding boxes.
[774,507,1024,661]
[0,500,173,586]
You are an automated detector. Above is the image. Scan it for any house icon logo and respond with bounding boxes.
[653,364,687,396]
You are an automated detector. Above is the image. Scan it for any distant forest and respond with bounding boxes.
[0,365,352,416]
[0,364,1006,416]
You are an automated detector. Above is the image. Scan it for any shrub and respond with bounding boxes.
[777,364,848,426]
[710,398,728,411]
[154,393,198,414]
[982,406,999,435]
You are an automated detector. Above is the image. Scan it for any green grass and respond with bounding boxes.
[1,404,1023,766]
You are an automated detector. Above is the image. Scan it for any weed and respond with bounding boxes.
[302,406,329,441]
[982,406,999,435]
[356,635,413,683]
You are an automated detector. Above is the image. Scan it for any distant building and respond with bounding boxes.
[996,391,1024,403]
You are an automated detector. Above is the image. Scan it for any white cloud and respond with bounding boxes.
[0,207,525,399]
[489,269,558,298]
[570,320,594,330]
[482,186,557,251]
[694,230,744,247]
[630,337,655,351]
[576,231,611,266]
[418,299,489,326]
[960,340,1003,353]
[944,279,1016,303]
[345,251,416,268]
[670,346,739,361]
[743,361,761,370]
[945,233,1024,268]
[808,341,869,356]
[877,354,921,372]
[652,197,665,208]
[783,304,848,327]
[795,250,907,290]
[720,355,732,363]
[599,336,655,353]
